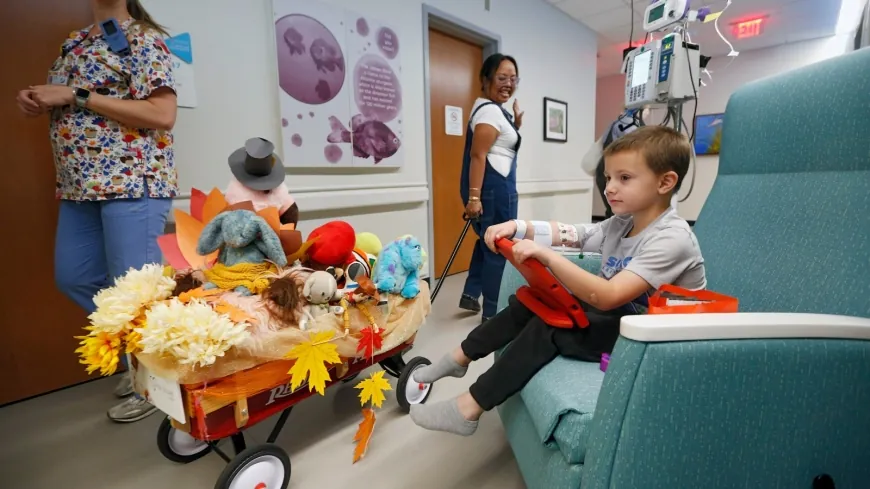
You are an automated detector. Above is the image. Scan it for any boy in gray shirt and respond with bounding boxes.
[411,126,706,437]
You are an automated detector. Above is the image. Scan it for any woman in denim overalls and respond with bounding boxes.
[459,54,524,322]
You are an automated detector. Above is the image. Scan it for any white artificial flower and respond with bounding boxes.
[138,298,250,368]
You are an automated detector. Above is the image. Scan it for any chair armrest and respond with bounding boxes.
[620,312,870,342]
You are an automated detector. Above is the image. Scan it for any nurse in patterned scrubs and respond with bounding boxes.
[15,0,177,424]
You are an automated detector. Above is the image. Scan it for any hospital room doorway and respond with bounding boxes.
[426,12,499,281]
[0,1,94,404]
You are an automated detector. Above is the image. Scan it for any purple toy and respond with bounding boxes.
[600,353,610,372]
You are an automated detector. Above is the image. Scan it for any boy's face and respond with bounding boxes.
[603,150,677,215]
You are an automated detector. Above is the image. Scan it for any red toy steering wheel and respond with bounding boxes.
[495,238,589,329]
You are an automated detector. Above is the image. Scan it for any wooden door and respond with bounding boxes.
[0,1,94,404]
[429,29,482,278]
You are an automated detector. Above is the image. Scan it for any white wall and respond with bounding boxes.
[593,34,855,221]
[142,0,599,278]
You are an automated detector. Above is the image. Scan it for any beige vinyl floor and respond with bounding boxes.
[0,273,526,489]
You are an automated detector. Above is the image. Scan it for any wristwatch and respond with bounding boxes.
[74,87,91,108]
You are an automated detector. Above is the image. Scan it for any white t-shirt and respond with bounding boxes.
[470,97,519,177]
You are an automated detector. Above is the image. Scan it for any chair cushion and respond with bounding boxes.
[496,348,605,464]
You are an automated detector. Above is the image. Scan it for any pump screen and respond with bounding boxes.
[631,50,652,88]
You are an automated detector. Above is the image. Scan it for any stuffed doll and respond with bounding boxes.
[300,270,343,330]
[225,137,299,226]
[372,236,424,299]
[197,209,288,296]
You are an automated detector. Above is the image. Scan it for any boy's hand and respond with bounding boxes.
[484,221,518,252]
[511,239,546,264]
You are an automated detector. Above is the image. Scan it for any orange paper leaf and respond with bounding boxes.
[353,408,376,464]
[201,187,229,225]
[174,210,216,270]
[157,233,190,270]
[257,207,281,234]
[214,301,254,323]
[178,287,222,303]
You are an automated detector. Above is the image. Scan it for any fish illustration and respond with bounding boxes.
[328,115,400,164]
[310,38,343,73]
[284,28,305,55]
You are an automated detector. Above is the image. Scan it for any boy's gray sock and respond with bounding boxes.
[412,353,468,384]
[410,399,478,436]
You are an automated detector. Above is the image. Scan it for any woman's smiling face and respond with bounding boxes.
[486,60,518,104]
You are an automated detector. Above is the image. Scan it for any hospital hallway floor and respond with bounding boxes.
[0,272,526,489]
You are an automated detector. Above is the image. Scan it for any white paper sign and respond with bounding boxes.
[445,105,463,136]
[131,355,186,424]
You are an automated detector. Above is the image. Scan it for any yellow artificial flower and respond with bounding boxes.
[75,329,122,377]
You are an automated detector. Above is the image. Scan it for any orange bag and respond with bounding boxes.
[648,284,738,315]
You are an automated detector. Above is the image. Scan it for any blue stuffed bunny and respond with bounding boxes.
[373,236,424,299]
[197,209,288,295]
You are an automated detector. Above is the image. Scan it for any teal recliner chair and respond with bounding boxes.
[495,47,870,488]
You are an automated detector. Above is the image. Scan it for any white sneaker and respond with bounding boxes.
[107,397,158,423]
[113,374,134,398]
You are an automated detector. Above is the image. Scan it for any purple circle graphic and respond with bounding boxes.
[291,134,303,146]
[376,27,399,60]
[297,114,303,119]
[281,118,288,127]
[353,54,402,122]
[309,111,315,117]
[356,18,370,37]
[275,14,346,104]
[324,144,343,163]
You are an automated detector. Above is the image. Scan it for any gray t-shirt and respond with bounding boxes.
[573,207,706,313]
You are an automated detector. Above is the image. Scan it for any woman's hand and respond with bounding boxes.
[17,89,46,117]
[484,221,518,252]
[510,239,547,264]
[465,199,483,219]
[513,99,524,129]
[29,84,74,109]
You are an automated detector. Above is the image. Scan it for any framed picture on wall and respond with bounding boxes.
[543,97,568,143]
[693,113,724,155]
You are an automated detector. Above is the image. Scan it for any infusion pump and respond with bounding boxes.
[624,32,700,109]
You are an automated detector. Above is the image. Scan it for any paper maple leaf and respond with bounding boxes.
[355,370,392,408]
[285,330,341,395]
[353,408,376,464]
[356,326,384,359]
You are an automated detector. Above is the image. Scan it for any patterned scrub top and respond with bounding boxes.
[48,18,178,201]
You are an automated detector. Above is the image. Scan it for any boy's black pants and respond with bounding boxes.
[462,295,627,411]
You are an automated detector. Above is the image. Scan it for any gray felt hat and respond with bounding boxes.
[228,137,285,191]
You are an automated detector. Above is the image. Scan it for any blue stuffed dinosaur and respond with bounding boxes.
[196,209,288,295]
[372,236,424,299]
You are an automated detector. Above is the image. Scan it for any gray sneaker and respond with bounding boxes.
[107,397,158,423]
[113,374,134,398]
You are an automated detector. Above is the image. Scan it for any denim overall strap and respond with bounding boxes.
[460,102,521,319]
[460,102,497,204]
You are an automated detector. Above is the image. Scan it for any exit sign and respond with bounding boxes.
[733,17,765,39]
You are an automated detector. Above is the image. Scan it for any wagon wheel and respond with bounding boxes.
[215,444,291,489]
[156,416,212,464]
[396,356,433,413]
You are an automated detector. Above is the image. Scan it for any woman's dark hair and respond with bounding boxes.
[479,53,518,91]
[127,0,169,36]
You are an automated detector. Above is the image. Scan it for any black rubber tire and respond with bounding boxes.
[156,416,212,464]
[396,356,433,413]
[215,444,291,489]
